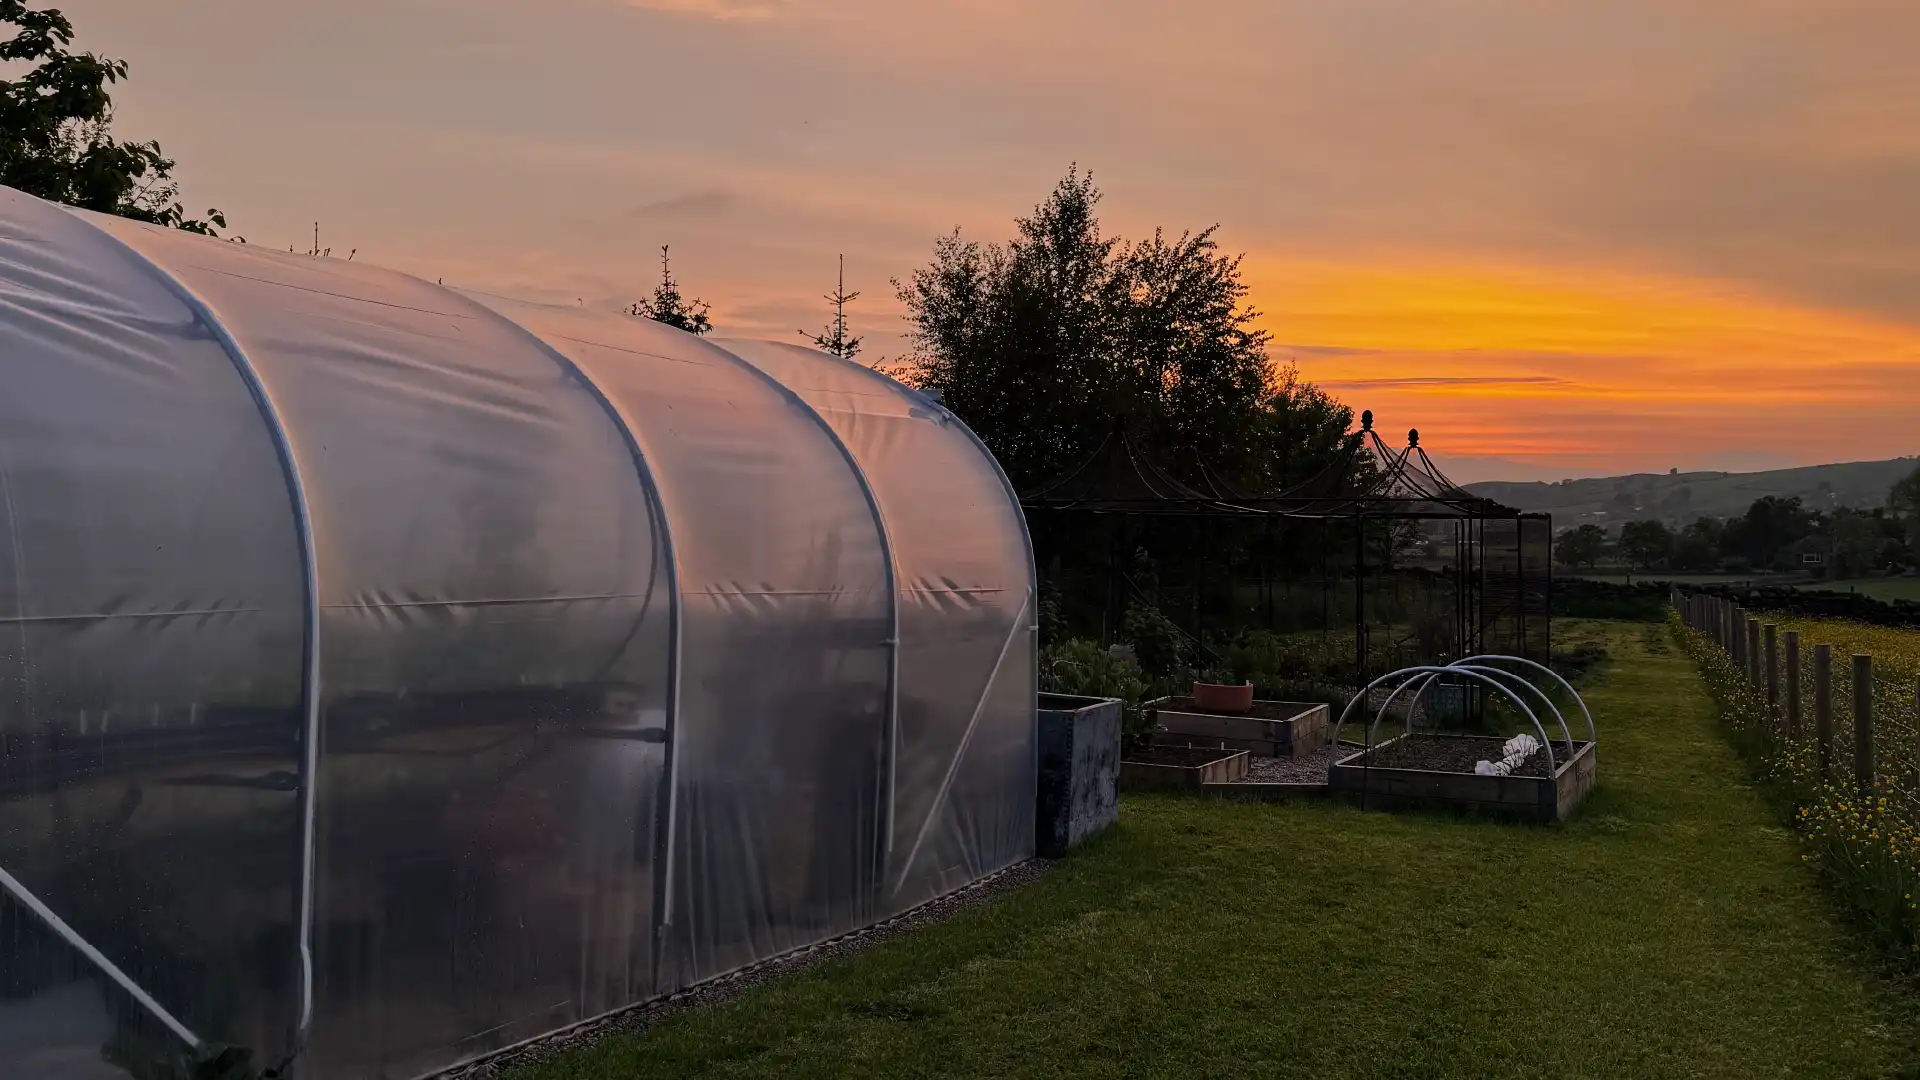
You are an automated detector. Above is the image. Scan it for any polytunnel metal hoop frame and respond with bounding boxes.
[448,293,692,991]
[703,340,903,877]
[79,215,323,1052]
[1332,665,1559,776]
[911,383,1041,885]
[828,360,1041,901]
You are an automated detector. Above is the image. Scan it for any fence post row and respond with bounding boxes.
[1747,618,1761,688]
[1854,654,1874,791]
[1784,630,1801,740]
[1814,644,1834,780]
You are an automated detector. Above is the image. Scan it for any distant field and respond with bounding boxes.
[1793,577,1920,603]
[1567,571,1793,587]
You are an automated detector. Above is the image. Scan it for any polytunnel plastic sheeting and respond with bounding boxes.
[0,189,309,1076]
[466,299,895,990]
[87,215,674,1080]
[715,341,1036,915]
[0,182,1040,1080]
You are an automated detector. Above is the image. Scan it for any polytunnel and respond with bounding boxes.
[0,185,1038,1079]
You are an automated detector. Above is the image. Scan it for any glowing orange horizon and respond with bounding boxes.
[1242,257,1920,470]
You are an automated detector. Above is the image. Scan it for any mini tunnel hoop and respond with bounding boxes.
[1334,666,1559,776]
[1368,668,1557,776]
[1448,654,1595,745]
[1400,665,1574,757]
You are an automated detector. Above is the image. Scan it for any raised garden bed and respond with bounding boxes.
[1120,745,1250,791]
[1148,697,1330,759]
[1328,733,1597,823]
[1036,693,1121,858]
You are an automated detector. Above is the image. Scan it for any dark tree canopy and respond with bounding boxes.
[1556,524,1607,570]
[1722,495,1815,570]
[1890,463,1920,549]
[0,0,228,235]
[893,167,1350,493]
[1618,519,1674,570]
[630,244,713,335]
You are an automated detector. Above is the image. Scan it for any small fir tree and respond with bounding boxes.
[629,244,713,334]
[803,253,863,359]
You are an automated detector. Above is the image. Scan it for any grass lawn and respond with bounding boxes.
[514,621,1920,1080]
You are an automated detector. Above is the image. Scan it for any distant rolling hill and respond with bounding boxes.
[1466,458,1920,528]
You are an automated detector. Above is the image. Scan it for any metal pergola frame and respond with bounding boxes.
[1021,410,1553,688]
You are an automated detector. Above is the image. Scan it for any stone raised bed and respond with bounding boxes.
[1148,696,1330,759]
[1120,745,1250,791]
[1328,733,1597,824]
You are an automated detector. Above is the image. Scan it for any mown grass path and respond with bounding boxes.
[515,622,1920,1079]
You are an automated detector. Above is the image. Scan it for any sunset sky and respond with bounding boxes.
[63,0,1920,481]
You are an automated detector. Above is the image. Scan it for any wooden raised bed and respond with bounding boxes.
[1328,734,1597,824]
[1120,745,1250,791]
[1148,697,1330,759]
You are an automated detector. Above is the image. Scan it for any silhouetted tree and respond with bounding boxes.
[895,166,1343,493]
[630,244,712,334]
[1619,519,1674,570]
[1,1,229,235]
[1556,524,1607,570]
[1889,463,1920,554]
[1673,518,1722,571]
[1723,495,1815,570]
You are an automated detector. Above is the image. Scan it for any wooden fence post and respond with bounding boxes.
[1814,644,1833,779]
[1764,623,1779,728]
[1784,631,1801,741]
[1747,618,1761,687]
[1854,654,1874,790]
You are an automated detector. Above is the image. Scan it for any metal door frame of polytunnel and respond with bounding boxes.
[1018,409,1553,690]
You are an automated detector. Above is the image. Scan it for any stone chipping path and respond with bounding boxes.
[1236,741,1360,783]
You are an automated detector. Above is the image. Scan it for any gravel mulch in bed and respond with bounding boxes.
[1236,741,1357,783]
[436,858,1053,1079]
[1353,733,1581,778]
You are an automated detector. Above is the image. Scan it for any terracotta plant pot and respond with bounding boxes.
[1191,681,1254,714]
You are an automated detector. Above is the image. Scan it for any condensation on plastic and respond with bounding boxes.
[0,190,306,1074]
[715,342,1036,915]
[470,302,894,987]
[0,182,1035,1080]
[87,216,672,1080]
